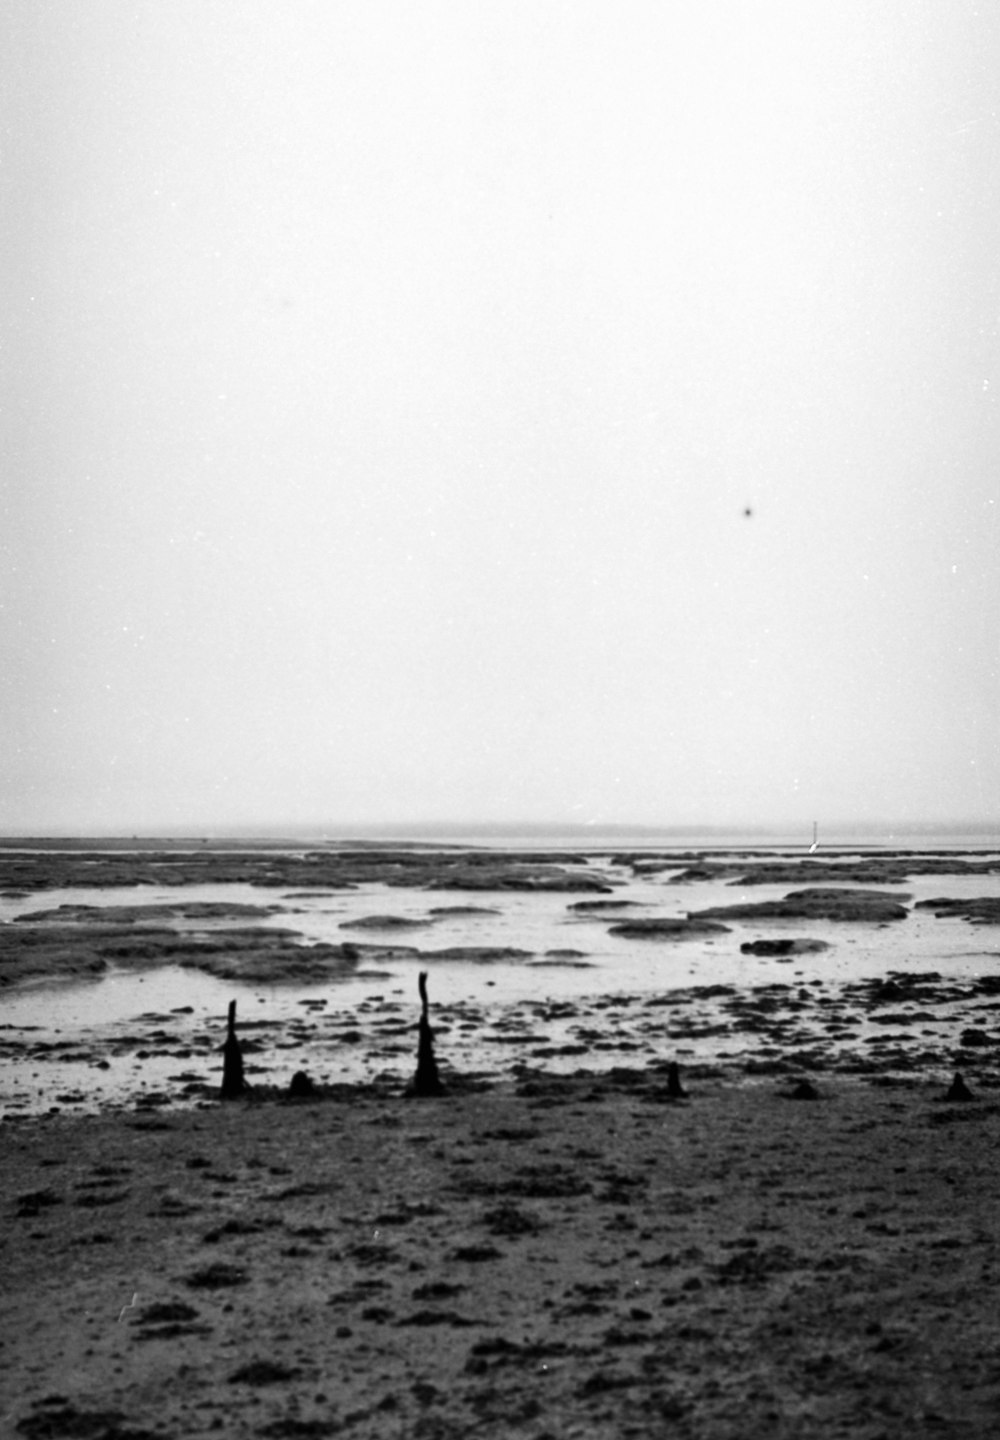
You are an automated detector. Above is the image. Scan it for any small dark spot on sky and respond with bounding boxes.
[743,506,753,518]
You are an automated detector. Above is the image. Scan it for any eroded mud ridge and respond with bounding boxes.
[0,896,579,990]
[3,841,999,898]
[0,901,375,989]
[5,1077,1000,1438]
[614,852,1000,881]
[0,845,614,896]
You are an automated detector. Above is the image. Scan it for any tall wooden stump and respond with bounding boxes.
[412,971,444,1096]
[221,999,246,1100]
[666,1061,687,1100]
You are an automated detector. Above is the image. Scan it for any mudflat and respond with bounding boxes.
[3,1070,1000,1440]
[4,841,1000,1436]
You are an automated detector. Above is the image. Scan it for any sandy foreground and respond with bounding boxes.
[3,1065,1000,1440]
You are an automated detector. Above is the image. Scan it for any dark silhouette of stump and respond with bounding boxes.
[944,1072,974,1103]
[666,1061,687,1100]
[289,1070,316,1098]
[412,971,444,1096]
[220,999,246,1100]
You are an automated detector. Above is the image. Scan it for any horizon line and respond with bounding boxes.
[1,817,997,841]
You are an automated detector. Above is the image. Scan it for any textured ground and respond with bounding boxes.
[4,1069,1000,1439]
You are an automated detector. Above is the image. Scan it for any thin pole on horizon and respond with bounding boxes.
[809,821,819,854]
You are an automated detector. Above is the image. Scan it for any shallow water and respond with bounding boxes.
[3,853,1000,1115]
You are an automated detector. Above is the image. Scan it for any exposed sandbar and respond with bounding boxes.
[692,888,911,923]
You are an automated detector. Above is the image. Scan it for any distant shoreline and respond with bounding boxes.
[1,828,998,854]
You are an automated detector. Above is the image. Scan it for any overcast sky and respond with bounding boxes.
[2,1,998,835]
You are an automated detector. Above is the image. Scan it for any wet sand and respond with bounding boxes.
[4,1072,1000,1439]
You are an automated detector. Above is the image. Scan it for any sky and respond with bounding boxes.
[2,1,998,835]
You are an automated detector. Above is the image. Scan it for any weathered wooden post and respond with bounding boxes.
[412,970,444,1096]
[220,999,246,1099]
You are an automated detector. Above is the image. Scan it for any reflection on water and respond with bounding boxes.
[3,855,1000,1116]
